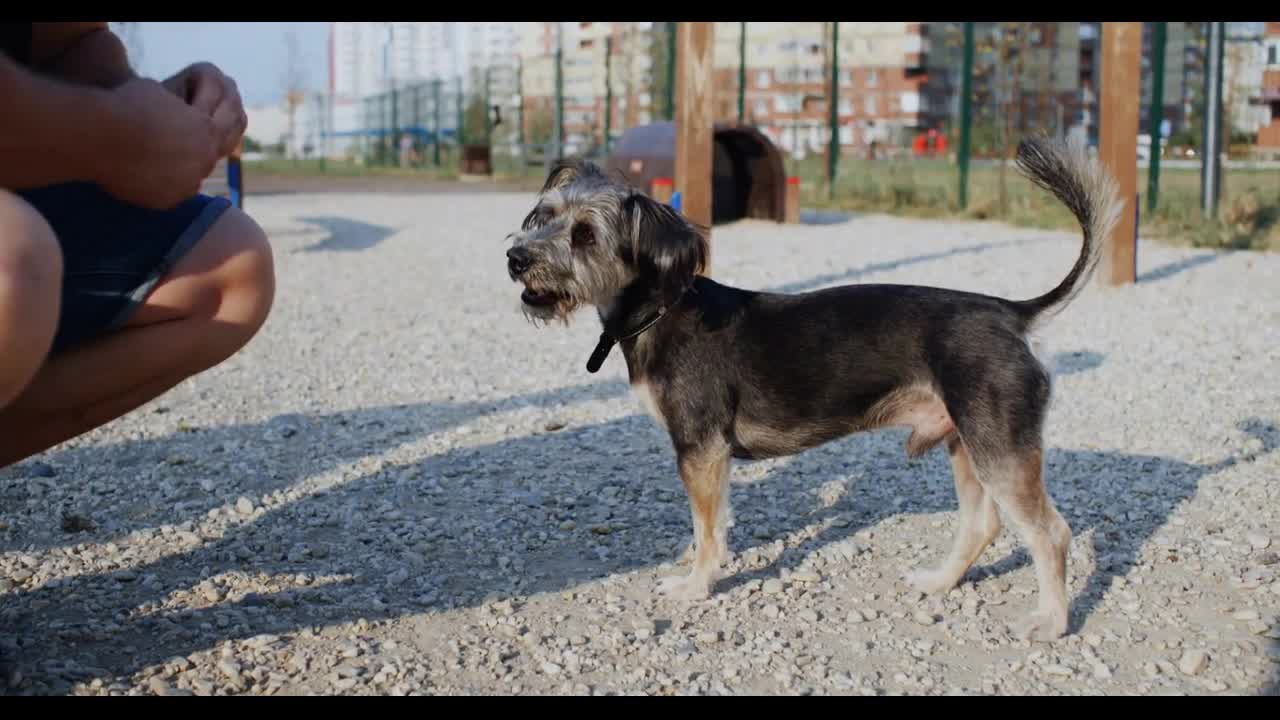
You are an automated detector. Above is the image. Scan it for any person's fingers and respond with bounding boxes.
[189,64,226,115]
[211,80,246,155]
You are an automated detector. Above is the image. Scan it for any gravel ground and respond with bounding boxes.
[2,192,1278,696]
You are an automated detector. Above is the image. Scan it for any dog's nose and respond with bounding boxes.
[507,246,532,276]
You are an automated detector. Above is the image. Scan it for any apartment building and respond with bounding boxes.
[517,22,656,152]
[1253,22,1280,148]
[715,22,933,154]
[515,22,935,155]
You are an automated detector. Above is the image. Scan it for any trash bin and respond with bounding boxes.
[461,144,493,175]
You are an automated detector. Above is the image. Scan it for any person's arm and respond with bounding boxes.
[0,52,128,189]
[28,22,136,88]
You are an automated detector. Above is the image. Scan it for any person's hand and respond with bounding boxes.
[162,62,247,157]
[93,77,221,209]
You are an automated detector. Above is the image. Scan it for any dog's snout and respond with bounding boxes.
[507,246,532,276]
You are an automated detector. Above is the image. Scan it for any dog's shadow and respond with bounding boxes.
[2,378,1275,694]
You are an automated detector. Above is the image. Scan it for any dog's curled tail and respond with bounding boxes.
[1012,134,1123,331]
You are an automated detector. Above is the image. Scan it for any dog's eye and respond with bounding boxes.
[571,222,595,247]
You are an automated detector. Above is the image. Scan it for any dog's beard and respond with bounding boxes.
[516,277,582,326]
[518,294,580,326]
[513,260,630,327]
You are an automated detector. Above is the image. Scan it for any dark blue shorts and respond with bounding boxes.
[17,182,231,353]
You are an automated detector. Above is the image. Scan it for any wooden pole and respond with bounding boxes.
[674,22,715,270]
[1097,22,1141,287]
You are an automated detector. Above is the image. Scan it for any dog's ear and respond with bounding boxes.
[622,192,708,307]
[540,157,605,194]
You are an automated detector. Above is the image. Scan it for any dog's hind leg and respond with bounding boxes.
[904,434,1002,594]
[972,445,1072,641]
[657,447,732,601]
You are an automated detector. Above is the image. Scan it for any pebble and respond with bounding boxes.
[1247,534,1271,550]
[790,570,822,584]
[335,664,363,678]
[762,579,784,595]
[913,611,936,626]
[235,497,255,516]
[27,461,57,478]
[798,609,821,623]
[1178,650,1209,676]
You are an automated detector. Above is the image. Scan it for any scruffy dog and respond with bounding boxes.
[504,136,1121,641]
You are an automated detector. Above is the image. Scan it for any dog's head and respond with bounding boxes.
[505,158,708,324]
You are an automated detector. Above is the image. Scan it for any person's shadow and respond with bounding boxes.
[4,366,1275,693]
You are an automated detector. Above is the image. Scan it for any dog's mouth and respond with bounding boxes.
[521,288,564,307]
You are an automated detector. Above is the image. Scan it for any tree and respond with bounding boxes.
[527,103,555,146]
[989,22,1029,217]
[281,27,308,157]
[648,22,674,121]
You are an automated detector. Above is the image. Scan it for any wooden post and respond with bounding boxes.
[1097,22,1141,287]
[674,22,715,270]
[784,176,800,224]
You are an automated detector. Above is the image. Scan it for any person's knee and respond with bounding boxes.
[194,208,274,364]
[217,209,275,333]
[0,191,63,288]
[0,190,63,406]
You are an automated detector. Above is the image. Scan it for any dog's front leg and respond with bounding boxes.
[657,448,732,601]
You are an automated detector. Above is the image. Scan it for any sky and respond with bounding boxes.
[130,22,330,107]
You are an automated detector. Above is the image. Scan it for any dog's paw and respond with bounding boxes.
[656,573,711,602]
[1012,610,1068,643]
[677,540,696,565]
[903,567,955,595]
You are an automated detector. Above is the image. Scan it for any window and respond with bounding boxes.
[754,98,771,116]
[839,125,853,145]
[1269,42,1279,66]
[864,94,877,115]
[839,70,851,87]
[866,69,878,87]
[756,70,771,88]
[838,98,852,115]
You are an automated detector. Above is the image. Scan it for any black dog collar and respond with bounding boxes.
[586,287,690,373]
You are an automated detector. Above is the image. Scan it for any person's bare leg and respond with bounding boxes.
[0,190,62,409]
[0,207,275,467]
